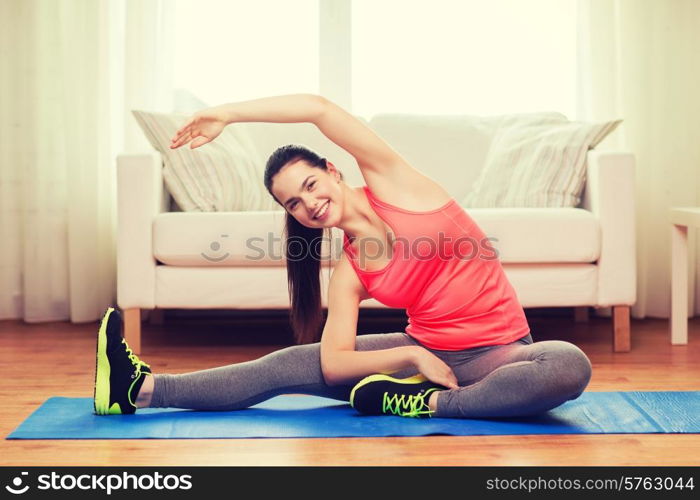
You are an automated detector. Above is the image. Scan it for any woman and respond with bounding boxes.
[93,94,592,419]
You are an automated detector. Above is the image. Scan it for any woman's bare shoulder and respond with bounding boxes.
[359,161,452,211]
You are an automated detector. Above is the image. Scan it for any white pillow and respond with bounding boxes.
[462,118,622,208]
[132,110,280,212]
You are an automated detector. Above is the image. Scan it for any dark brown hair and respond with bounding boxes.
[264,144,344,344]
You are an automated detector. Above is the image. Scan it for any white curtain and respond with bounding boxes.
[0,0,174,323]
[577,0,700,320]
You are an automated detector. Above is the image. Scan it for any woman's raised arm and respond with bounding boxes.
[169,94,410,175]
[312,96,410,173]
[170,93,326,149]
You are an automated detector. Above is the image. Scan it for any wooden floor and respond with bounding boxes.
[1,309,698,466]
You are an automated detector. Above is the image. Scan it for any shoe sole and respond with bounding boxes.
[349,373,428,408]
[93,307,114,415]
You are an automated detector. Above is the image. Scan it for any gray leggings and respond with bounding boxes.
[149,332,592,419]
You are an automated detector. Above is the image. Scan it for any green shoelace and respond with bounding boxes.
[382,388,438,418]
[122,339,151,372]
[122,339,151,407]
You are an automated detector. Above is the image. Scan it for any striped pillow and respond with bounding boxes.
[462,118,622,208]
[132,110,281,212]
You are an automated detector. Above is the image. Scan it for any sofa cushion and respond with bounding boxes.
[132,110,279,212]
[152,206,599,266]
[463,118,622,208]
[468,208,600,263]
[152,212,344,267]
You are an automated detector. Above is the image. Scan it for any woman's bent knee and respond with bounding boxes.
[561,343,592,395]
[544,341,592,397]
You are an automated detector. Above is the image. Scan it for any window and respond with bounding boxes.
[173,0,318,106]
[351,0,577,118]
[172,0,578,118]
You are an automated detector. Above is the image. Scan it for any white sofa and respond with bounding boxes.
[117,115,637,354]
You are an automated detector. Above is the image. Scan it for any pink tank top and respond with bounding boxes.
[342,185,530,350]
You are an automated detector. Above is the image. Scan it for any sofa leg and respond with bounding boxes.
[123,308,142,355]
[612,305,631,352]
[574,306,589,323]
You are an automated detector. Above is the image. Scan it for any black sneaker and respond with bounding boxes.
[93,307,152,415]
[350,374,446,418]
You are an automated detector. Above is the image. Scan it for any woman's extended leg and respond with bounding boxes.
[433,336,592,418]
[147,332,416,411]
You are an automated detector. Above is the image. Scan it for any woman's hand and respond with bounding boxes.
[169,104,230,150]
[413,348,459,390]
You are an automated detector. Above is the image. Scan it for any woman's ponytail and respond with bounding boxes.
[284,215,326,343]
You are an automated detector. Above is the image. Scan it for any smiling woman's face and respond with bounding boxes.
[271,160,343,228]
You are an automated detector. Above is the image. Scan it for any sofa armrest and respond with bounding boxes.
[116,151,168,310]
[581,150,637,306]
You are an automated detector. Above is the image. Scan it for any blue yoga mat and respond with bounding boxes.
[6,391,700,439]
